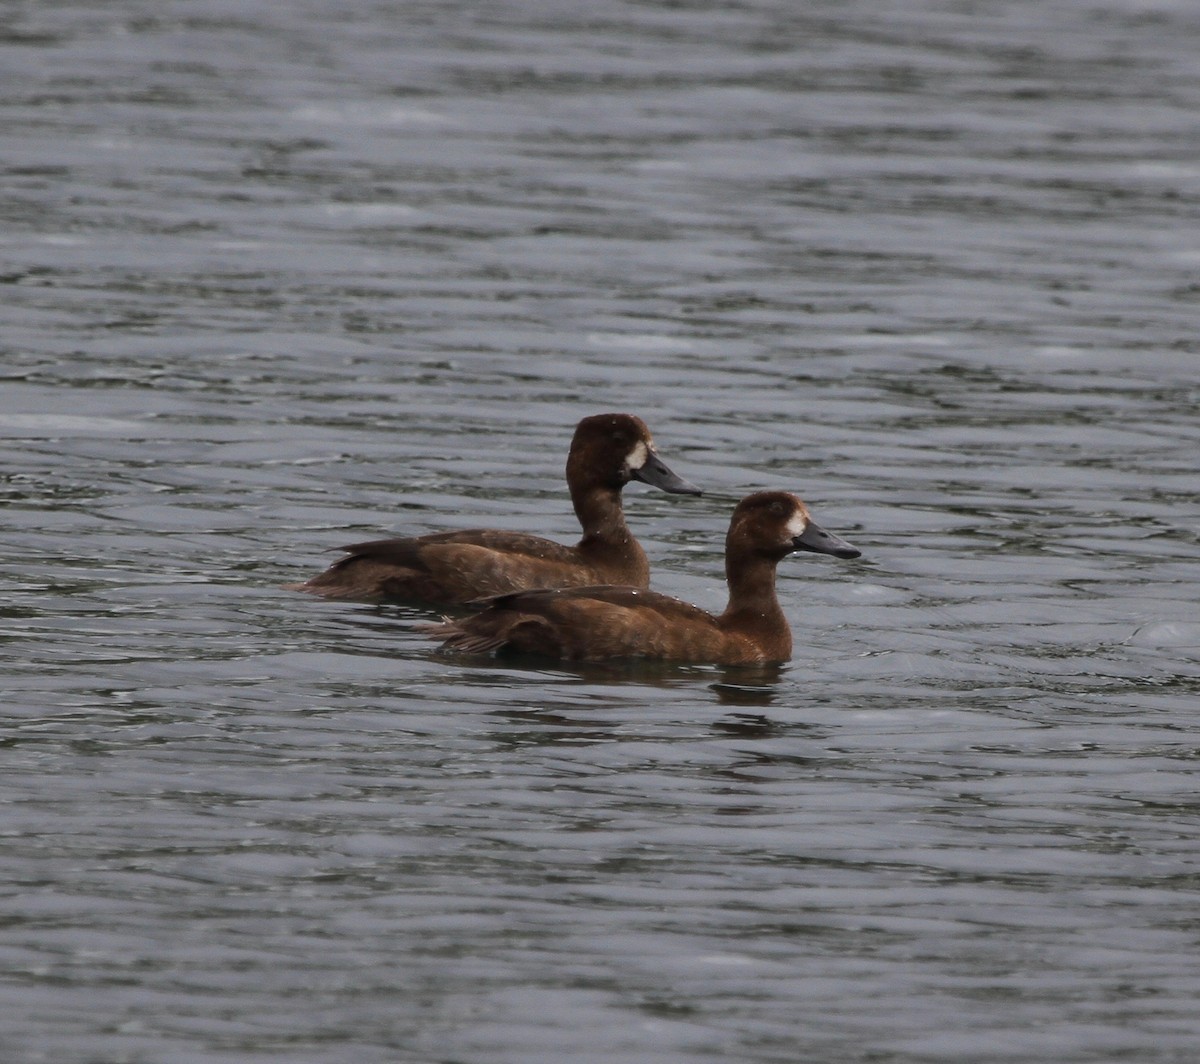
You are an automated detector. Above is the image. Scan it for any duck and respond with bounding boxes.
[423,490,861,665]
[284,413,701,605]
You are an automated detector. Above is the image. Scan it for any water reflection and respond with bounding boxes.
[379,613,791,705]
[709,712,789,738]
[710,667,786,708]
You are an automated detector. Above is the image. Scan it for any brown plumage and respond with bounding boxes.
[424,491,861,665]
[283,413,700,606]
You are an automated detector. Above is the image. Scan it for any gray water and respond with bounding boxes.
[3,1,1200,1061]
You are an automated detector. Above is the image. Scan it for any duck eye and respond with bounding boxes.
[768,500,786,516]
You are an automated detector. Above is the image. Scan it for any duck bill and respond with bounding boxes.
[792,519,861,560]
[632,451,702,495]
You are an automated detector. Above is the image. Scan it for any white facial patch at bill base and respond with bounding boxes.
[625,440,650,471]
[785,511,808,538]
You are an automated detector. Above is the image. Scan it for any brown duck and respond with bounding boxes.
[284,413,700,605]
[424,491,861,665]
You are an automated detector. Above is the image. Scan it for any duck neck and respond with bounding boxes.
[574,484,638,551]
[720,548,790,655]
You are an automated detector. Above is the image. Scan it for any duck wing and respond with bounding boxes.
[337,528,580,567]
[427,585,724,661]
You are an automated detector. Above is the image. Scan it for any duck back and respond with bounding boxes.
[426,586,749,662]
[286,529,643,604]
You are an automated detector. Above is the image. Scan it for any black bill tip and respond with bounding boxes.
[633,452,702,496]
[792,519,861,560]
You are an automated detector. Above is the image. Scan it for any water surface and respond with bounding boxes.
[3,1,1200,1061]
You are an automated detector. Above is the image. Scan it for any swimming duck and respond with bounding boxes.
[284,413,700,605]
[424,491,861,664]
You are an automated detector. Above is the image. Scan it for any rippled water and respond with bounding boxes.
[3,1,1200,1061]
